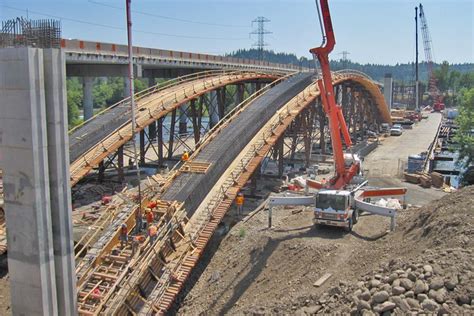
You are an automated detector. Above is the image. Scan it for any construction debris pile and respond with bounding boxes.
[299,247,473,315]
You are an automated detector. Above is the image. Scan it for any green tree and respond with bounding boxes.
[458,72,474,89]
[93,78,114,110]
[66,78,83,128]
[134,79,148,93]
[455,87,474,168]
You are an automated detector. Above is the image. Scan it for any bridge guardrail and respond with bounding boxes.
[62,39,300,71]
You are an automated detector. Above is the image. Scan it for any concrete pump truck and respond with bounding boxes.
[268,0,407,232]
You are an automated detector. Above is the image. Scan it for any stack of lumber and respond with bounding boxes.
[418,172,432,188]
[404,172,421,184]
[431,172,444,188]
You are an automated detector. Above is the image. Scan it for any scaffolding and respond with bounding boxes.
[0,17,61,48]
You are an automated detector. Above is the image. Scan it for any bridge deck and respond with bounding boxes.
[161,73,314,217]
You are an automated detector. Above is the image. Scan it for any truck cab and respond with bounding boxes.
[314,190,358,231]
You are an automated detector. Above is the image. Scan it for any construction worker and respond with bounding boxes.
[148,200,158,209]
[235,192,244,216]
[321,177,327,187]
[131,235,141,257]
[135,209,143,234]
[181,150,189,162]
[92,287,101,299]
[148,224,158,245]
[119,223,128,248]
[146,209,154,228]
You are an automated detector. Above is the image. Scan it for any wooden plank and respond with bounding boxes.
[313,273,332,287]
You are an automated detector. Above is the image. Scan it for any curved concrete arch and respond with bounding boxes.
[69,70,283,185]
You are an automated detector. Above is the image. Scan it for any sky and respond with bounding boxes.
[1,0,473,65]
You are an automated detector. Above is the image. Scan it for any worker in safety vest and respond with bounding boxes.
[148,200,158,209]
[131,235,142,257]
[135,209,143,234]
[146,209,154,228]
[148,224,158,244]
[119,223,128,248]
[92,287,101,299]
[235,192,244,216]
[181,150,189,161]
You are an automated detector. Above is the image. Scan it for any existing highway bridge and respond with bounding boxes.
[62,39,301,121]
[69,69,390,314]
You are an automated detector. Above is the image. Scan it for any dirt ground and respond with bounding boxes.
[177,184,473,315]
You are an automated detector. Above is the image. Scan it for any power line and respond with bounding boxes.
[250,16,271,60]
[87,0,249,28]
[1,4,248,41]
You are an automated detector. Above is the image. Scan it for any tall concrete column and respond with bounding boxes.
[384,73,393,111]
[43,49,77,315]
[83,76,94,120]
[0,48,58,315]
[209,90,219,127]
[124,76,131,98]
[146,76,155,88]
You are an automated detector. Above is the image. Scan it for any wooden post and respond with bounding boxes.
[117,145,124,182]
[168,109,176,159]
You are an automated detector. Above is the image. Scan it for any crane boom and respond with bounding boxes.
[309,0,358,189]
[419,3,444,111]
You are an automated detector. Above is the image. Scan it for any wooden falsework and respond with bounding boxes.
[69,71,282,186]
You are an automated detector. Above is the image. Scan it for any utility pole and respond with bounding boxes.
[250,16,271,60]
[126,0,142,210]
[415,6,419,111]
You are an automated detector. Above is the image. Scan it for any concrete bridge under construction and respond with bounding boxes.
[0,46,390,315]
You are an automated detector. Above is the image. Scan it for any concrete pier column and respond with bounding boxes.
[124,77,131,98]
[384,74,393,111]
[146,76,155,88]
[83,76,94,120]
[43,49,77,315]
[209,90,219,128]
[0,48,58,315]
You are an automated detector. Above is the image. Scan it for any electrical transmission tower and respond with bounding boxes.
[250,16,271,60]
[338,51,350,69]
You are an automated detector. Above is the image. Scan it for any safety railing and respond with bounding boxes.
[334,69,374,82]
[69,69,237,135]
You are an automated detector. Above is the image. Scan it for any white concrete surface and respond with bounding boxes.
[43,48,77,314]
[0,47,58,315]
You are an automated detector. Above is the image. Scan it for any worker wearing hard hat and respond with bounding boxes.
[235,192,244,217]
[145,209,154,229]
[181,150,189,162]
[148,224,158,245]
[119,223,128,248]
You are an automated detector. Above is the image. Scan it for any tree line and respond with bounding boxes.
[226,48,473,83]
